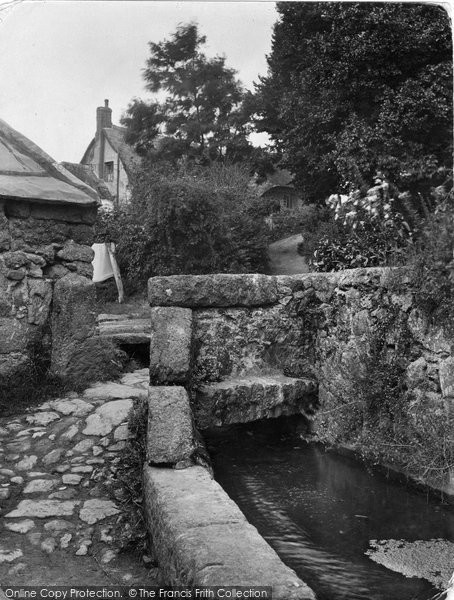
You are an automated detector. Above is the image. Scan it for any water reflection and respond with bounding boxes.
[207,421,454,600]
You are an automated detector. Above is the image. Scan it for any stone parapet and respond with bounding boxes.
[148,273,280,307]
[148,269,400,310]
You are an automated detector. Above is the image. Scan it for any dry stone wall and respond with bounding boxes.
[0,198,97,378]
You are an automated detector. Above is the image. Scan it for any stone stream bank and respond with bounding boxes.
[0,369,157,586]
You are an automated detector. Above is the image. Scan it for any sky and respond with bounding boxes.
[0,1,278,162]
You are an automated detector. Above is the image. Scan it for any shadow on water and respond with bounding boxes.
[206,419,454,600]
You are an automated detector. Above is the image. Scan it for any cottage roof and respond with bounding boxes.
[104,126,141,176]
[252,169,297,198]
[81,125,140,179]
[261,184,299,198]
[61,162,113,201]
[0,118,98,207]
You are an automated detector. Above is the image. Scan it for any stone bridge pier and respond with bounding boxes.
[147,273,319,437]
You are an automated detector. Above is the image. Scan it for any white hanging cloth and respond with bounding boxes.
[92,243,114,283]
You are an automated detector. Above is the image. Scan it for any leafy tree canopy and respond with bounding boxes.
[253,2,453,203]
[122,23,256,164]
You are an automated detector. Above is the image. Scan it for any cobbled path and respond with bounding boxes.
[0,369,157,586]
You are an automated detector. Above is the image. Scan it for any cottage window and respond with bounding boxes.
[104,161,114,182]
[282,194,294,209]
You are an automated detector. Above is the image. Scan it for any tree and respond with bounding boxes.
[253,3,453,203]
[122,23,254,163]
[121,99,164,157]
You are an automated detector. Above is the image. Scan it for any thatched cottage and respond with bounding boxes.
[80,100,140,206]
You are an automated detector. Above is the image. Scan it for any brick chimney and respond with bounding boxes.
[96,99,112,137]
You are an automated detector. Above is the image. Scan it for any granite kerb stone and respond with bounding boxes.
[143,465,315,598]
[147,386,195,465]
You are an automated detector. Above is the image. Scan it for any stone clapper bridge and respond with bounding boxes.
[142,268,454,594]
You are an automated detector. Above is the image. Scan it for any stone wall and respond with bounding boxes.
[0,198,96,378]
[148,269,454,490]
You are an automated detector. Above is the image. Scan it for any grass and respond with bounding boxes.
[0,341,73,418]
[95,283,149,318]
[0,371,69,418]
[110,397,152,556]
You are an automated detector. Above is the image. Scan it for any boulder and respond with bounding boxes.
[50,273,97,379]
[0,318,37,354]
[0,352,29,377]
[3,251,29,269]
[57,240,94,263]
[27,278,53,326]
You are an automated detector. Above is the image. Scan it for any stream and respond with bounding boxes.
[207,420,454,600]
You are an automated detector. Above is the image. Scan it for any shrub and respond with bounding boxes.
[317,308,454,483]
[267,205,329,245]
[95,162,270,290]
[0,358,66,418]
[310,187,417,271]
[0,335,128,418]
[310,219,410,271]
[64,338,128,388]
[94,208,153,294]
[408,190,454,333]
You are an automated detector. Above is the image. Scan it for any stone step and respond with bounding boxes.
[97,313,127,323]
[97,318,150,345]
[194,373,318,429]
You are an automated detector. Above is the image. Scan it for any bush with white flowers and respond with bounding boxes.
[310,186,413,271]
